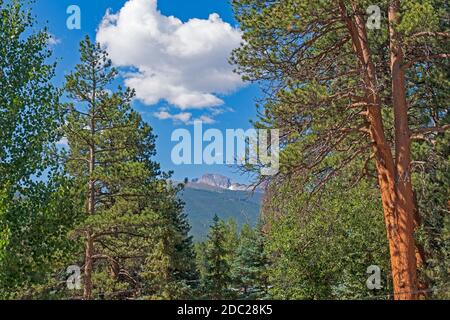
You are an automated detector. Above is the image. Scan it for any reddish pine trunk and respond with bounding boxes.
[387,0,418,299]
[83,233,94,300]
[339,0,419,299]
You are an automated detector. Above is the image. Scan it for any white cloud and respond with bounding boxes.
[96,0,243,111]
[153,109,216,125]
[154,110,192,124]
[196,115,216,124]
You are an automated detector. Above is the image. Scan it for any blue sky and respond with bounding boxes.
[32,0,261,184]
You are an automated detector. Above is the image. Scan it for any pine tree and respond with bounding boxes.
[64,36,194,300]
[203,215,233,299]
[171,207,199,292]
[231,0,450,299]
[232,224,269,299]
[223,219,239,271]
[195,241,209,287]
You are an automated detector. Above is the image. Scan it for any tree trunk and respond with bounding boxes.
[83,122,96,299]
[83,233,94,300]
[339,0,419,299]
[388,0,418,299]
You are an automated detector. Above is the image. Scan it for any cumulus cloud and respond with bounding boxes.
[154,109,216,125]
[96,0,243,111]
[196,115,216,124]
[154,110,192,124]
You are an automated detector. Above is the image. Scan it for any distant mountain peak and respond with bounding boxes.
[180,179,263,241]
[188,173,264,192]
[196,173,231,189]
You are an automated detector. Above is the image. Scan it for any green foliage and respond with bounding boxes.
[196,217,269,300]
[0,0,72,298]
[263,175,391,300]
[0,0,61,185]
[399,0,440,34]
[414,133,450,299]
[231,224,269,299]
[407,9,449,297]
[0,177,83,299]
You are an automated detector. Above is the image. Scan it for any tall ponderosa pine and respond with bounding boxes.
[232,0,449,299]
[64,37,195,300]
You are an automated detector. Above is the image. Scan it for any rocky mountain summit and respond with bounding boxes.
[189,174,260,192]
[192,173,231,189]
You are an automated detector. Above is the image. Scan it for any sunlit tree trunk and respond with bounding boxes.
[387,0,419,299]
[341,0,419,299]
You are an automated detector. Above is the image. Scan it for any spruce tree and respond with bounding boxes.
[203,215,232,299]
[232,224,269,299]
